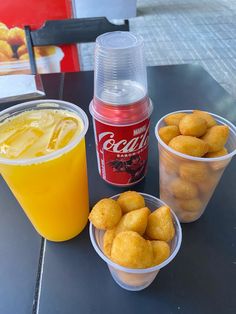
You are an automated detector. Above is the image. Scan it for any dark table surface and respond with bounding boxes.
[0,65,236,314]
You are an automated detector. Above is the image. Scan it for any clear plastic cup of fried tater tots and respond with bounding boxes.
[155,110,236,223]
[89,193,182,291]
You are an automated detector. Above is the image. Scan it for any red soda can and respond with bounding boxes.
[90,31,152,186]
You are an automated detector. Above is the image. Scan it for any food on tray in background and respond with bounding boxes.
[0,101,89,241]
[0,23,57,61]
[89,191,176,269]
[156,110,236,223]
[0,22,63,75]
[7,27,25,46]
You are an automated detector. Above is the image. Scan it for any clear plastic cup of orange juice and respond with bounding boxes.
[0,99,89,241]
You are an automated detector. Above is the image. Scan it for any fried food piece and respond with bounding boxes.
[169,178,198,199]
[201,125,229,153]
[179,162,209,183]
[178,210,201,223]
[158,125,180,144]
[159,149,180,175]
[205,147,228,158]
[145,206,175,242]
[111,231,153,268]
[115,207,150,236]
[19,51,41,60]
[17,44,28,57]
[169,135,209,157]
[176,198,202,213]
[151,240,171,266]
[7,27,25,45]
[103,228,116,257]
[89,198,122,230]
[205,147,229,170]
[164,113,186,127]
[0,40,13,58]
[179,113,207,137]
[0,51,9,61]
[0,28,8,41]
[38,45,56,56]
[117,191,145,214]
[193,110,217,128]
[197,174,218,195]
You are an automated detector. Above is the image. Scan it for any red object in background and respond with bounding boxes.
[0,0,80,72]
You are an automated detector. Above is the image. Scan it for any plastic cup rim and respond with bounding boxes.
[0,99,89,165]
[89,192,182,274]
[95,31,144,51]
[155,109,236,162]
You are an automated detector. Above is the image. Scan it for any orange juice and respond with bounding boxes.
[0,100,89,241]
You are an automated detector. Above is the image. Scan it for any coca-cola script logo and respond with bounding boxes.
[98,122,150,154]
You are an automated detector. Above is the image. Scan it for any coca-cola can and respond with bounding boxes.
[91,31,152,186]
[90,96,153,186]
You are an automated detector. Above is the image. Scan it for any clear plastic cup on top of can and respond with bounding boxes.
[155,110,236,223]
[90,31,153,187]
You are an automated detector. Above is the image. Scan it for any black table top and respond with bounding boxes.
[0,65,236,314]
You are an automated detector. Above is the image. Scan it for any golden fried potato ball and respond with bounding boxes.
[205,147,228,158]
[117,191,145,214]
[0,28,8,41]
[179,113,207,137]
[169,135,209,157]
[0,51,9,62]
[0,40,13,58]
[111,231,153,268]
[201,125,229,153]
[205,147,230,171]
[177,210,201,223]
[103,228,116,257]
[193,110,217,128]
[7,27,25,45]
[158,125,180,144]
[145,206,175,242]
[159,150,180,175]
[115,271,145,286]
[169,178,198,200]
[151,240,171,266]
[89,198,122,230]
[179,162,209,183]
[176,198,202,213]
[164,113,186,127]
[115,207,150,236]
[197,174,218,195]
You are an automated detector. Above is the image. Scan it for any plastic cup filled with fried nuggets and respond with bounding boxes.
[155,110,236,223]
[89,192,182,291]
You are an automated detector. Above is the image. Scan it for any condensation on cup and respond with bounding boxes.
[90,31,153,186]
